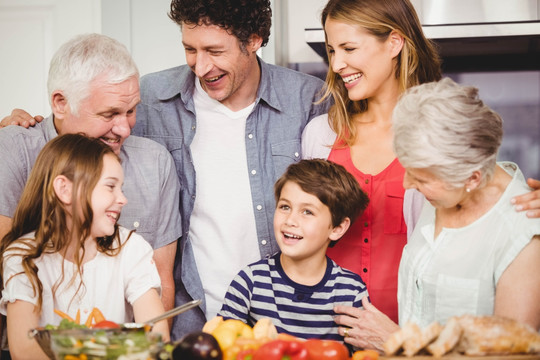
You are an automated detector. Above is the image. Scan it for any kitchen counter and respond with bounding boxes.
[381,355,540,359]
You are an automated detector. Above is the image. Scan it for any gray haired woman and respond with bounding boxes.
[394,77,540,330]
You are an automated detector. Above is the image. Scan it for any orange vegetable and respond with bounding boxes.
[223,338,266,360]
[75,309,81,324]
[351,349,379,360]
[92,307,106,323]
[276,333,301,342]
[84,310,94,327]
[54,309,74,322]
[212,319,254,350]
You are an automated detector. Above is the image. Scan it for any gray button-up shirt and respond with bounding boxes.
[0,116,182,250]
[134,57,329,340]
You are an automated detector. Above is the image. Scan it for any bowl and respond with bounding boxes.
[29,325,163,360]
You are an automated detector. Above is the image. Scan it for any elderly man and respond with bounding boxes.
[0,34,181,352]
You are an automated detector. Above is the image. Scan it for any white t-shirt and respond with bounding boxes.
[398,163,540,327]
[0,227,161,326]
[190,78,260,319]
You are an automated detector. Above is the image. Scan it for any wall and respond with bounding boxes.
[0,0,101,117]
[0,0,280,117]
[101,0,185,77]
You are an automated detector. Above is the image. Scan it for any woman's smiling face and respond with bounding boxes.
[325,17,400,102]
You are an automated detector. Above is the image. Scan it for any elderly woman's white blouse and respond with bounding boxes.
[398,163,540,327]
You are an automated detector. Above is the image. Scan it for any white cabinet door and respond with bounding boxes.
[0,0,101,117]
[101,0,185,77]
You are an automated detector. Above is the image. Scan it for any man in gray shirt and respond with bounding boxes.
[0,34,182,329]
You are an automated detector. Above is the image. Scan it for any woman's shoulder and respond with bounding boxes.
[498,163,537,209]
[302,113,336,160]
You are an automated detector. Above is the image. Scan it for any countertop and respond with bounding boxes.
[380,355,540,359]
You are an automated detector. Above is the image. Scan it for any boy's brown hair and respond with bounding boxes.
[274,159,369,229]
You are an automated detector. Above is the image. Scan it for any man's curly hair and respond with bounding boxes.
[169,0,272,48]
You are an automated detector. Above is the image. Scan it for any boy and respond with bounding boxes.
[218,159,370,341]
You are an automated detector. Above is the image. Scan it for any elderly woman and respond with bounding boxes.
[337,78,540,352]
[393,78,540,330]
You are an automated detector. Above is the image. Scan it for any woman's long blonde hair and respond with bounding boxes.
[320,0,442,146]
[0,134,128,312]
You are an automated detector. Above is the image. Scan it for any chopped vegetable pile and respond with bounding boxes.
[43,309,161,360]
[50,327,160,360]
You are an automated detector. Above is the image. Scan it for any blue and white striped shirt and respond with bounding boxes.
[218,252,368,341]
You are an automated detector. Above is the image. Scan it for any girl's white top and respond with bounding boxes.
[0,226,161,326]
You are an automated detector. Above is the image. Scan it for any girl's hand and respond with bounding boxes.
[133,288,170,342]
[512,178,540,218]
[334,297,399,352]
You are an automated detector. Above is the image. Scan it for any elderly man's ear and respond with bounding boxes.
[51,91,69,118]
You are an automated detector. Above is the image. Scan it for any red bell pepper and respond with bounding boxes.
[304,339,349,360]
[252,339,309,360]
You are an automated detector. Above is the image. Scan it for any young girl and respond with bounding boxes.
[0,134,168,360]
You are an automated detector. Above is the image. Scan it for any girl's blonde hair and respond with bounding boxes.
[320,0,441,146]
[0,134,129,312]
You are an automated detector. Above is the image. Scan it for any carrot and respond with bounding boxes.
[75,309,81,324]
[64,356,81,360]
[54,309,74,322]
[92,307,105,323]
[84,310,94,327]
[352,350,380,360]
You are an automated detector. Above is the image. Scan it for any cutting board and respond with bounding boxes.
[380,355,540,359]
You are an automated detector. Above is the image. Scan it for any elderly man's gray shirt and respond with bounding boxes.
[0,116,182,250]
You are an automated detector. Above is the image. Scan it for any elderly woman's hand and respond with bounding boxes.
[512,178,540,218]
[334,297,400,352]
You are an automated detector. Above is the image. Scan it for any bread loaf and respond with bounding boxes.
[383,315,540,357]
[403,321,443,357]
[426,317,462,357]
[455,315,540,356]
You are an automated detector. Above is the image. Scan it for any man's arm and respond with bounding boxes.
[0,109,43,128]
[153,241,177,329]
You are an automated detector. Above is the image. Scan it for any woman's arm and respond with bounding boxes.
[132,288,169,342]
[494,235,540,330]
[7,300,48,360]
[334,297,399,351]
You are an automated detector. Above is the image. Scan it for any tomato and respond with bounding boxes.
[351,349,379,360]
[236,348,256,360]
[91,320,120,329]
[252,339,309,360]
[304,339,349,360]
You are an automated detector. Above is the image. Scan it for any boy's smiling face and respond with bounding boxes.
[274,181,344,262]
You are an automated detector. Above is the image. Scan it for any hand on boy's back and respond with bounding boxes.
[0,109,43,128]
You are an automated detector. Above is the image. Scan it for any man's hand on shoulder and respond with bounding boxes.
[512,178,540,218]
[0,109,44,128]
